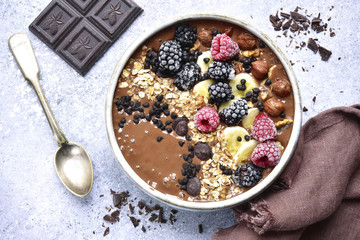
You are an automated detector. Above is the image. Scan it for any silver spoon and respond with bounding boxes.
[8,33,93,197]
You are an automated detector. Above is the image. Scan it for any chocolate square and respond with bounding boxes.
[57,19,110,75]
[29,0,143,76]
[87,0,143,40]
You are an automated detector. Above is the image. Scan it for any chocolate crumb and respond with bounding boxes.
[149,213,158,222]
[330,32,335,37]
[103,227,110,237]
[129,203,135,214]
[138,200,145,209]
[171,209,178,214]
[319,46,332,61]
[99,194,104,198]
[312,96,317,103]
[129,216,140,228]
[112,191,130,208]
[111,210,120,220]
[141,225,146,233]
[198,224,203,234]
[157,136,164,142]
[303,106,308,112]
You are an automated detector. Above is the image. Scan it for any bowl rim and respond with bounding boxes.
[105,13,302,211]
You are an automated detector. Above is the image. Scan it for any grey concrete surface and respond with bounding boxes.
[0,0,359,239]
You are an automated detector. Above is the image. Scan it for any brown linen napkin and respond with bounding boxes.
[212,105,360,240]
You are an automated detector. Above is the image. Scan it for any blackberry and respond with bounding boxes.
[219,99,248,126]
[174,24,197,50]
[232,163,263,187]
[207,61,235,81]
[158,40,183,76]
[173,62,201,91]
[208,82,234,103]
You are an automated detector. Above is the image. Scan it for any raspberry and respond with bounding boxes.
[211,34,240,61]
[194,106,220,132]
[251,141,281,168]
[252,113,277,142]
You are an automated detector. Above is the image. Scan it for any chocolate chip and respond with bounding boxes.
[178,141,185,147]
[280,112,286,118]
[237,136,242,142]
[145,115,152,121]
[188,145,194,152]
[133,119,139,124]
[194,143,212,161]
[175,121,188,136]
[303,106,308,112]
[164,110,170,116]
[143,102,150,108]
[152,118,158,124]
[186,176,201,196]
[118,122,124,128]
[171,112,178,119]
[198,224,203,234]
[166,127,172,133]
[265,79,272,86]
[185,134,191,141]
[180,185,187,190]
[244,135,250,141]
[157,136,164,142]
[165,120,172,126]
[156,95,163,102]
[172,117,189,130]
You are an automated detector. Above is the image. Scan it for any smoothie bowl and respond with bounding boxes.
[105,14,301,210]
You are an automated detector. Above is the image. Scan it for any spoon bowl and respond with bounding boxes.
[55,142,93,197]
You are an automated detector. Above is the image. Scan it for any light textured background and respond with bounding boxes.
[0,0,359,239]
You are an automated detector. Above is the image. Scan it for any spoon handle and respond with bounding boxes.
[9,33,68,146]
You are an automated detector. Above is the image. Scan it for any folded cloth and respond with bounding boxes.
[212,105,360,240]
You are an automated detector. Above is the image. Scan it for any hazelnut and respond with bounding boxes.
[237,33,256,50]
[222,27,233,37]
[272,79,292,97]
[198,28,213,47]
[251,61,269,79]
[264,98,285,117]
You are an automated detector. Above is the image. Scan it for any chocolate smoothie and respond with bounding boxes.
[112,19,295,202]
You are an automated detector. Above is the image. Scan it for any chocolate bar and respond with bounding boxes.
[29,0,143,76]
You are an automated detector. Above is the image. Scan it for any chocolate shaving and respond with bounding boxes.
[303,106,308,112]
[319,46,332,61]
[149,213,158,222]
[282,19,292,30]
[312,96,317,103]
[103,214,117,223]
[171,209,178,214]
[112,191,130,208]
[103,227,110,237]
[141,225,146,232]
[111,210,120,219]
[280,12,290,19]
[129,204,135,214]
[290,11,308,22]
[307,38,319,54]
[129,216,140,228]
[138,200,145,210]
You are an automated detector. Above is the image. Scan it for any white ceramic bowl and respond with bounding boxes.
[105,14,302,211]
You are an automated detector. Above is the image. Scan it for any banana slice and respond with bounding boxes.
[242,108,260,130]
[193,79,215,98]
[229,73,260,99]
[197,51,214,73]
[234,140,258,165]
[221,126,250,156]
